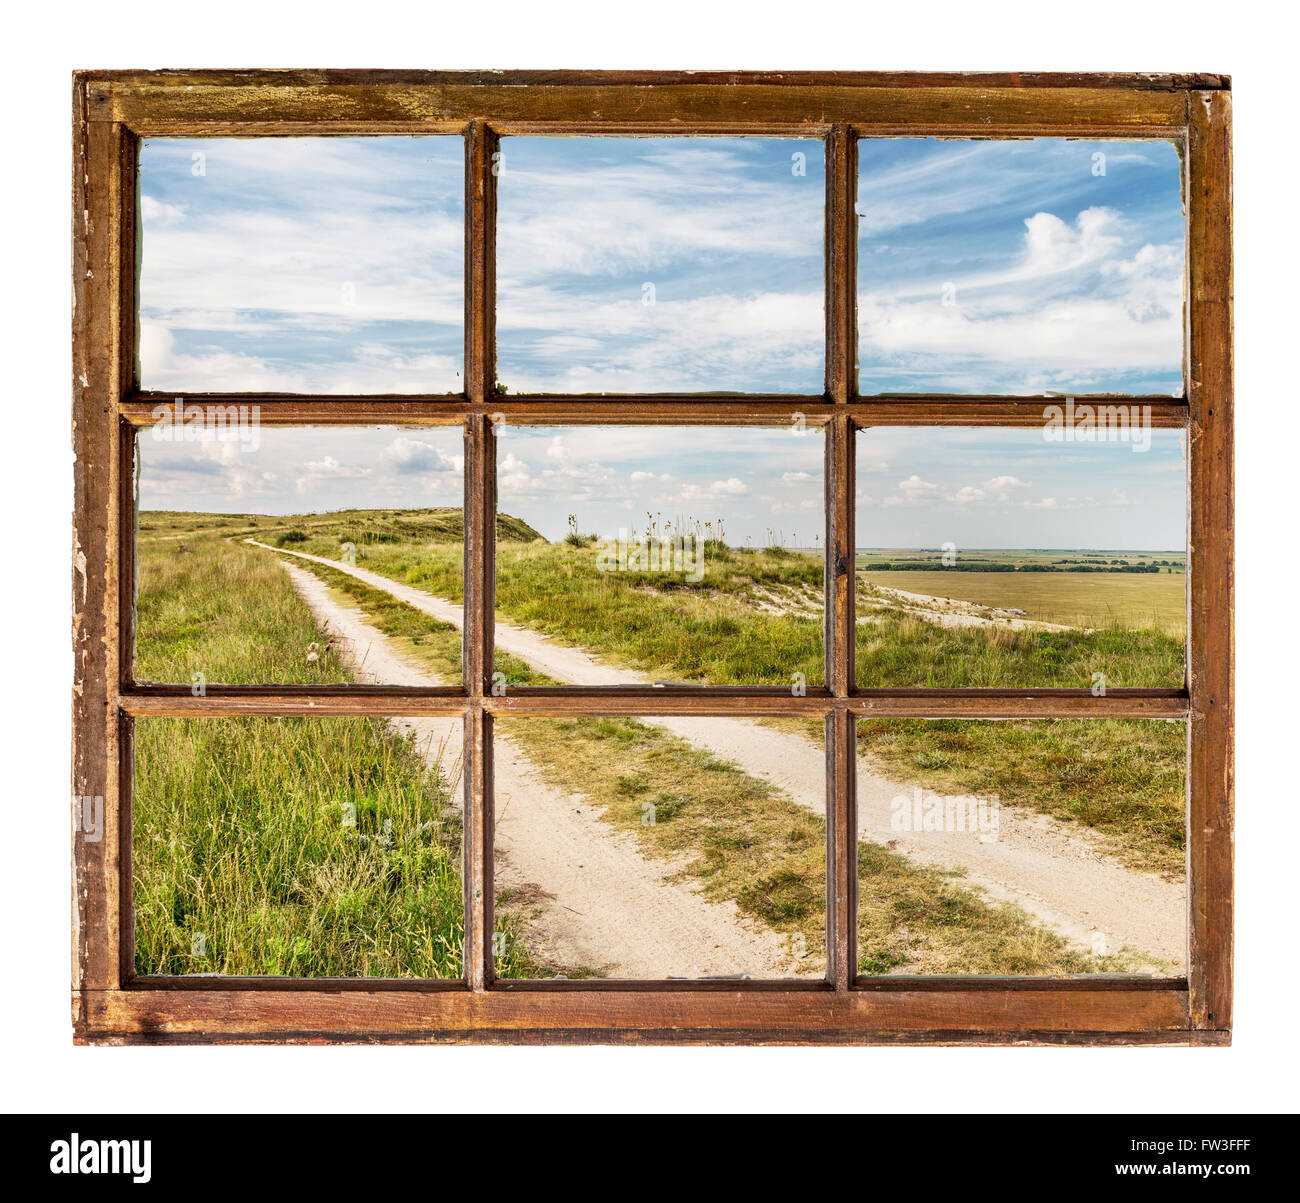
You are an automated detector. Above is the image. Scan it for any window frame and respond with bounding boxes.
[72,70,1233,1045]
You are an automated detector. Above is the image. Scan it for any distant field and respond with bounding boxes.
[856,548,1186,637]
[860,569,1186,637]
[856,548,1185,571]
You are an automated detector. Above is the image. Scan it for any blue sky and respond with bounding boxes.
[137,135,1186,547]
[140,134,1183,397]
[496,137,825,392]
[857,139,1184,394]
[857,427,1186,550]
[138,137,464,392]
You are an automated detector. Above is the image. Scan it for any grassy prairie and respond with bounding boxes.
[492,539,826,686]
[289,527,826,687]
[139,506,539,549]
[136,534,353,684]
[134,510,1186,975]
[288,552,1153,975]
[134,715,470,977]
[855,596,1184,689]
[143,509,1184,690]
[132,526,538,978]
[352,529,1182,690]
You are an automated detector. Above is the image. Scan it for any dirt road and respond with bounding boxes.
[256,541,1186,971]
[281,560,804,980]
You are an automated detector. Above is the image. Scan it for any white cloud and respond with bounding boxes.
[856,146,1185,393]
[296,456,370,491]
[381,437,459,475]
[140,194,185,223]
[494,139,824,392]
[139,319,462,394]
[984,475,1033,502]
[680,477,750,501]
[1016,207,1124,281]
[897,475,939,502]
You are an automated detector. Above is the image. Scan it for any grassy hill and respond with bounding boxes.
[138,507,542,546]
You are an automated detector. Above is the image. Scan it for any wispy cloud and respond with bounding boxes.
[496,137,825,393]
[139,137,464,393]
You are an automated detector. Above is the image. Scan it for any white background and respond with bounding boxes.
[1,0,1292,1113]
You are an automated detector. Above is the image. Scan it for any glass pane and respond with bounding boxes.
[855,426,1186,689]
[135,423,464,686]
[857,138,1184,395]
[856,718,1187,977]
[133,716,465,978]
[138,137,463,392]
[496,137,825,393]
[492,715,826,980]
[492,424,825,689]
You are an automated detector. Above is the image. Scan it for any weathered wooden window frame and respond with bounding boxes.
[71,70,1233,1046]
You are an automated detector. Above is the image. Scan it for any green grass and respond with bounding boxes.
[132,528,539,979]
[330,536,825,688]
[143,509,1185,691]
[855,596,1185,689]
[136,535,351,685]
[768,709,1186,879]
[855,840,1126,976]
[133,715,474,977]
